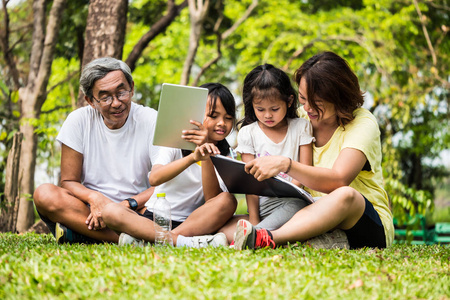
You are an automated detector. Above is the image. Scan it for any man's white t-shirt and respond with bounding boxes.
[57,102,159,203]
[145,147,228,222]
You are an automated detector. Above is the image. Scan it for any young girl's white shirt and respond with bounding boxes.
[236,118,314,180]
[145,147,228,222]
[57,102,159,203]
[235,118,314,205]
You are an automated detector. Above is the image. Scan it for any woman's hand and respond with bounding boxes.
[193,143,220,162]
[245,156,291,181]
[182,120,208,146]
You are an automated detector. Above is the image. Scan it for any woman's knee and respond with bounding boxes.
[332,186,363,206]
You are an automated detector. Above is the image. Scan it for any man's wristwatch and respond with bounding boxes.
[125,198,138,211]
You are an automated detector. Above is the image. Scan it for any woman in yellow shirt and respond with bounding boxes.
[232,51,394,250]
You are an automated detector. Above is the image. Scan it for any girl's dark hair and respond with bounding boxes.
[182,83,236,157]
[238,63,298,128]
[294,51,364,127]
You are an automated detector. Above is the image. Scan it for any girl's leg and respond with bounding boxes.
[271,186,365,244]
[104,192,237,246]
[171,192,237,237]
[218,214,249,243]
[257,198,309,231]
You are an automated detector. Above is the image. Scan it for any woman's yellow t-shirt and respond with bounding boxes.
[301,107,394,247]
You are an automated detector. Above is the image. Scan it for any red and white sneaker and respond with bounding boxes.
[233,219,276,250]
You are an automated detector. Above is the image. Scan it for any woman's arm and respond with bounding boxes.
[245,148,367,194]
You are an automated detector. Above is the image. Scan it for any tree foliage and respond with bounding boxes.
[1,0,448,226]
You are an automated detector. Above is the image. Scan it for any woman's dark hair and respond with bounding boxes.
[294,51,364,127]
[182,83,236,157]
[238,63,298,128]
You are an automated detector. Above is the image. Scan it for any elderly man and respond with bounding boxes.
[34,57,158,243]
[34,57,233,247]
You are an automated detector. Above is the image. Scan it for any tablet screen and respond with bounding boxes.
[153,83,208,150]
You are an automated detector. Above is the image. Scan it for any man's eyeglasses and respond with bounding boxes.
[92,90,132,105]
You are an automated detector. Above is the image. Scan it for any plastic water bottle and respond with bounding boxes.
[153,193,173,246]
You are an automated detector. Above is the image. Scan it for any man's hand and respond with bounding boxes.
[85,193,113,230]
[245,156,290,181]
[181,120,208,146]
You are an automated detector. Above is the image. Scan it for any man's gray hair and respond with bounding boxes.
[80,57,133,98]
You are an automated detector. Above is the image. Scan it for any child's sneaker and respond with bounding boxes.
[234,219,276,250]
[229,240,235,249]
[305,229,349,249]
[190,232,229,248]
[118,233,145,247]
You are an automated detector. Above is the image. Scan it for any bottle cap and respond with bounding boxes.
[156,193,166,197]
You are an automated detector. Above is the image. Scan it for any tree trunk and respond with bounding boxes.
[77,0,128,107]
[0,133,23,233]
[180,0,210,86]
[15,0,67,232]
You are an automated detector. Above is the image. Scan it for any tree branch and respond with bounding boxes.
[283,35,389,80]
[27,0,46,88]
[180,0,210,85]
[1,0,21,90]
[125,0,188,71]
[34,0,67,111]
[222,0,258,40]
[192,33,221,87]
[192,0,259,86]
[40,104,73,114]
[282,39,317,71]
[425,0,450,12]
[413,0,437,65]
[46,70,79,95]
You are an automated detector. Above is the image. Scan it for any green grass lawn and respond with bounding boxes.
[1,233,449,300]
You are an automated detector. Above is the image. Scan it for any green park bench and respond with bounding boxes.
[394,214,450,245]
[394,214,435,245]
[432,222,450,245]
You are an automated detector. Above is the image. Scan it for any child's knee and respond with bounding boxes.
[221,192,237,211]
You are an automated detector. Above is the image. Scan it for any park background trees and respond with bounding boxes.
[0,0,448,232]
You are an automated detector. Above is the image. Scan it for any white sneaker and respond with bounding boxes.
[190,232,229,248]
[118,233,145,247]
[306,229,350,249]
